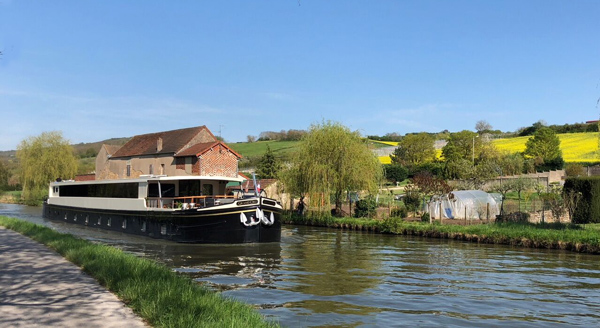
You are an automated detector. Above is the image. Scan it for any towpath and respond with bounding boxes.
[0,226,148,328]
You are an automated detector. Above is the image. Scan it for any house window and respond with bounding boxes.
[161,164,165,175]
[126,164,131,177]
[149,164,154,175]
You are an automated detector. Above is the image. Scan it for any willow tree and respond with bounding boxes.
[17,131,78,204]
[280,121,382,215]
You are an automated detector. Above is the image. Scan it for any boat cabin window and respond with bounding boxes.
[179,180,202,196]
[148,183,175,197]
[202,184,213,196]
[60,183,139,198]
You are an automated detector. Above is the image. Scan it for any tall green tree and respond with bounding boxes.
[384,163,408,184]
[280,121,382,215]
[17,131,78,204]
[523,127,564,171]
[255,144,280,179]
[442,130,479,162]
[390,133,436,166]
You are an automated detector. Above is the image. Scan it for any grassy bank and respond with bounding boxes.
[0,191,22,204]
[284,213,600,254]
[0,216,278,328]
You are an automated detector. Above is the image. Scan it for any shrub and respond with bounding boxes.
[391,206,408,218]
[565,163,585,177]
[421,212,430,222]
[403,185,421,213]
[354,196,377,218]
[564,177,600,224]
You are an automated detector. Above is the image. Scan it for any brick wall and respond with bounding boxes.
[192,157,199,175]
[199,144,238,177]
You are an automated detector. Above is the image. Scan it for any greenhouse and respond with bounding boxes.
[426,190,502,220]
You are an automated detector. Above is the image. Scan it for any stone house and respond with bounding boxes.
[95,126,242,180]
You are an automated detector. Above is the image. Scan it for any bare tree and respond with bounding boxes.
[563,189,582,222]
[475,120,492,133]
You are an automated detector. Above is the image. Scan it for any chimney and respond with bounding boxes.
[157,137,163,152]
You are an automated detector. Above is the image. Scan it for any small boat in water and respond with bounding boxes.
[43,174,282,243]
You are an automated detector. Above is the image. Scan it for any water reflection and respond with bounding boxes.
[283,230,382,297]
[3,204,600,328]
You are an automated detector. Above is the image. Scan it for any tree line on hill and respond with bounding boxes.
[369,120,598,142]
[246,129,307,142]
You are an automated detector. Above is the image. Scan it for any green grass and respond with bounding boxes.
[0,216,279,328]
[284,213,600,254]
[228,140,300,158]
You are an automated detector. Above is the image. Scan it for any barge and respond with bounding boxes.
[42,175,282,243]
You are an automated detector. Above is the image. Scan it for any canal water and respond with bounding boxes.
[2,203,600,327]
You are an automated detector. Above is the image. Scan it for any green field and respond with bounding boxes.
[228,140,300,158]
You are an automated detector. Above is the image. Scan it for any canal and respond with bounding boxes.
[2,203,600,327]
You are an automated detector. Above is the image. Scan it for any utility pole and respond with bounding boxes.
[472,134,479,165]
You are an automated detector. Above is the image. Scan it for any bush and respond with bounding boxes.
[354,196,377,218]
[403,187,421,213]
[421,212,430,222]
[565,163,585,177]
[391,206,408,218]
[564,177,600,224]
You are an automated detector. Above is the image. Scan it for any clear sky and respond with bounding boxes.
[1,1,599,150]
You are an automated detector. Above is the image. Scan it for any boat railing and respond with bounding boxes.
[146,195,236,209]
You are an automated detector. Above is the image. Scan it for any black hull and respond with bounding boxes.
[42,202,281,244]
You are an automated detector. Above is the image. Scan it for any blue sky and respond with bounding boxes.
[1,1,599,150]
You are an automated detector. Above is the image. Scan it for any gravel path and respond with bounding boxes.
[0,227,148,328]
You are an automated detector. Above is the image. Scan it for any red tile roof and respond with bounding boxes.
[111,126,213,158]
[75,174,96,181]
[174,141,242,158]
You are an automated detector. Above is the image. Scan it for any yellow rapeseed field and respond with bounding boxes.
[493,132,600,163]
[372,140,399,147]
[376,132,600,164]
[379,156,392,164]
